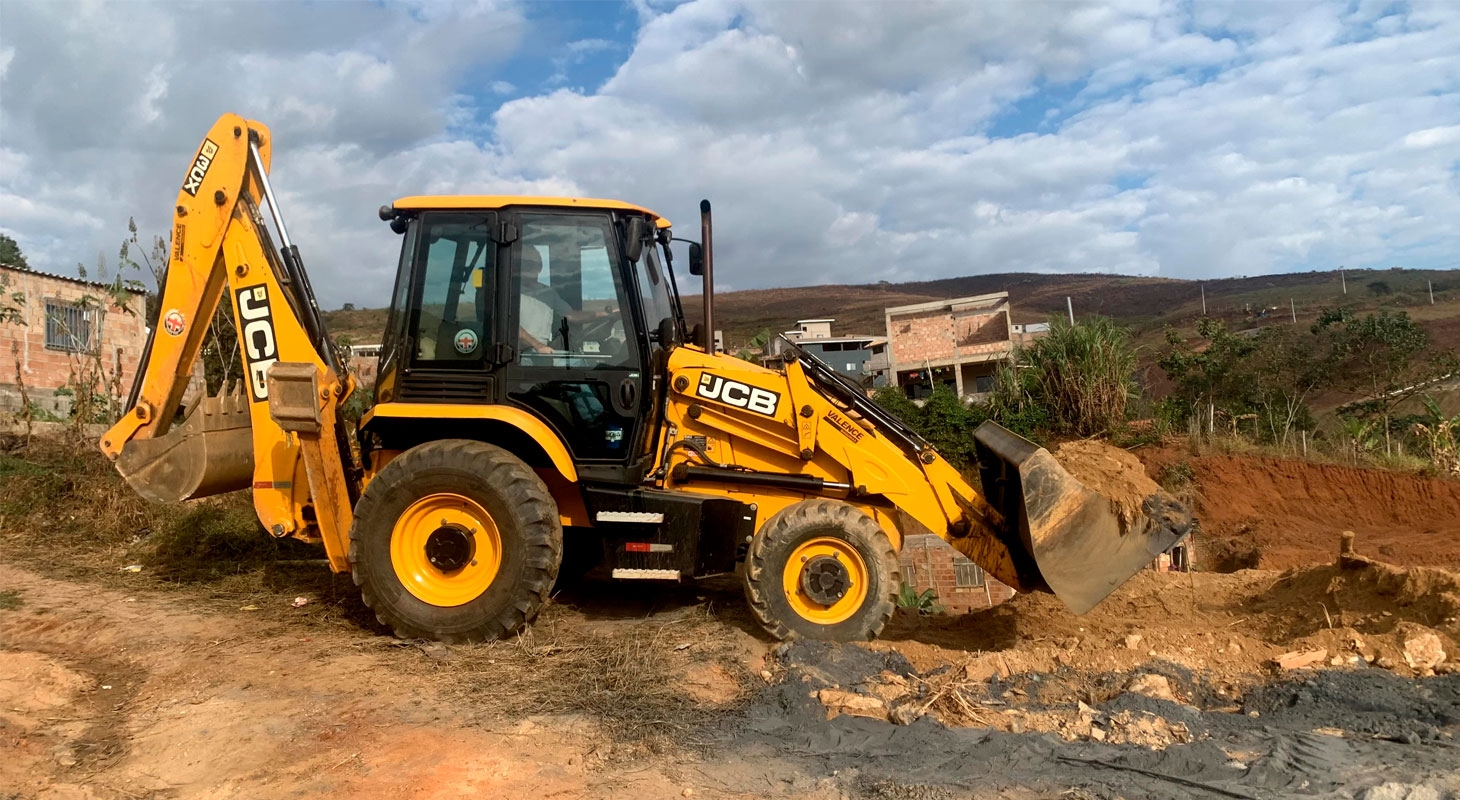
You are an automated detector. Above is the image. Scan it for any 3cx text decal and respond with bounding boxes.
[696,373,780,417]
[238,285,278,402]
[182,139,219,197]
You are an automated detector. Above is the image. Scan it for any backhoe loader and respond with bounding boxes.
[102,114,1190,643]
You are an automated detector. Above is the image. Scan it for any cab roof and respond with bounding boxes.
[391,195,671,228]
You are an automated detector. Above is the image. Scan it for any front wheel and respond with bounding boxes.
[743,500,899,641]
[350,440,562,643]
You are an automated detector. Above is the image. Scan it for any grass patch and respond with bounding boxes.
[145,504,316,583]
[0,589,22,609]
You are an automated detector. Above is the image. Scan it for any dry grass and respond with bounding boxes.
[430,601,756,751]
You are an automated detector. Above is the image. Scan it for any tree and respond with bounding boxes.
[1157,318,1257,434]
[341,302,356,312]
[1249,325,1333,446]
[0,233,29,270]
[1367,280,1392,296]
[1316,308,1460,454]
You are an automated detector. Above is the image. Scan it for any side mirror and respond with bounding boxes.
[625,217,647,262]
[688,242,704,276]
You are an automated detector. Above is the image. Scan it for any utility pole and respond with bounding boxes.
[1341,267,1346,295]
[1066,296,1074,325]
[1290,298,1296,323]
[1201,284,1206,316]
[1430,280,1435,305]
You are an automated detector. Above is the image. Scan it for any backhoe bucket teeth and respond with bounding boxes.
[972,422,1192,615]
[115,387,255,504]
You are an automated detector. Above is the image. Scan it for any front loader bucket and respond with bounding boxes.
[972,422,1192,615]
[115,387,254,504]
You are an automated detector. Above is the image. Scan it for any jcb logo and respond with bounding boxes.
[238,285,278,401]
[696,374,780,417]
[182,139,219,197]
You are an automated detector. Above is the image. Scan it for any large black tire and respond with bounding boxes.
[743,499,899,642]
[350,440,562,643]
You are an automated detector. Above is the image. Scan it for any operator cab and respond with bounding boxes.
[370,197,687,484]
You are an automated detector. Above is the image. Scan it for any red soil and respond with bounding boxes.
[1141,448,1460,570]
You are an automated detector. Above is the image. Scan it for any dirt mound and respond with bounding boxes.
[1053,439,1164,525]
[1141,449,1460,570]
[879,546,1459,684]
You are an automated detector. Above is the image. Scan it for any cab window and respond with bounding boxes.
[411,213,495,363]
[516,214,638,370]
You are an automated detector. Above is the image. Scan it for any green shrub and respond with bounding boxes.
[896,584,945,615]
[1018,316,1136,437]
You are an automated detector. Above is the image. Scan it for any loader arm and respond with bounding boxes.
[660,341,1191,614]
[100,114,358,570]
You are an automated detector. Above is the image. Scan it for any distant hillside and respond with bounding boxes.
[322,267,1460,354]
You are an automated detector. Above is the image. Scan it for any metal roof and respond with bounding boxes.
[0,263,148,294]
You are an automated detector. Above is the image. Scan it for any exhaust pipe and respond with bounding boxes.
[115,383,255,504]
[699,199,714,352]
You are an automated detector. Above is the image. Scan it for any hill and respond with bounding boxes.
[323,267,1460,354]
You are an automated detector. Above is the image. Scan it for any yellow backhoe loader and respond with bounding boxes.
[102,114,1190,643]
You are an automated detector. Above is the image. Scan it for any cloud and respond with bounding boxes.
[1,0,1457,312]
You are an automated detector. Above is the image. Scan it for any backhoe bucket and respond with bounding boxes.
[115,387,254,504]
[972,422,1191,615]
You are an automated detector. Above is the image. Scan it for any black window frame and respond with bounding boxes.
[44,298,99,354]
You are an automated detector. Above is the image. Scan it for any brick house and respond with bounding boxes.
[899,534,1017,613]
[882,292,1015,401]
[0,264,148,417]
[346,343,382,389]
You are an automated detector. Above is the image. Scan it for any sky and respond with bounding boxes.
[1,0,1458,308]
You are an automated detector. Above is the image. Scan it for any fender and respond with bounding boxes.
[363,402,580,483]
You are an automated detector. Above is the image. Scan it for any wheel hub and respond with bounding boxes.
[424,525,474,572]
[800,555,851,605]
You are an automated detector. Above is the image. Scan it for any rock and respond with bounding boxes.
[1377,657,1396,670]
[1402,632,1446,671]
[1329,656,1345,667]
[1126,673,1179,703]
[1273,649,1327,670]
[817,689,887,721]
[889,703,922,726]
[1124,634,1143,649]
[682,789,694,798]
[963,654,1011,682]
[1358,783,1441,800]
[1225,639,1242,655]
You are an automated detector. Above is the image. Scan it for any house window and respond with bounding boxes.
[953,555,984,587]
[45,300,97,353]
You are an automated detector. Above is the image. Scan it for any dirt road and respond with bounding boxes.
[0,565,818,800]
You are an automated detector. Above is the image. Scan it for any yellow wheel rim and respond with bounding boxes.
[781,537,870,626]
[391,493,502,607]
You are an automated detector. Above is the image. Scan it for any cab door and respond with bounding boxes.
[380,212,501,403]
[501,211,651,483]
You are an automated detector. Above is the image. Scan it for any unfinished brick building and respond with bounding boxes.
[899,534,1017,613]
[0,264,148,417]
[883,292,1014,401]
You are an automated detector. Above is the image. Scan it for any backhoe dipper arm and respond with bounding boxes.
[100,114,357,570]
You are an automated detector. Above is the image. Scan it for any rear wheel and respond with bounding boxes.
[743,500,899,641]
[350,440,562,643]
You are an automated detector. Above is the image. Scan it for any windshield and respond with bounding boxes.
[634,238,681,346]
